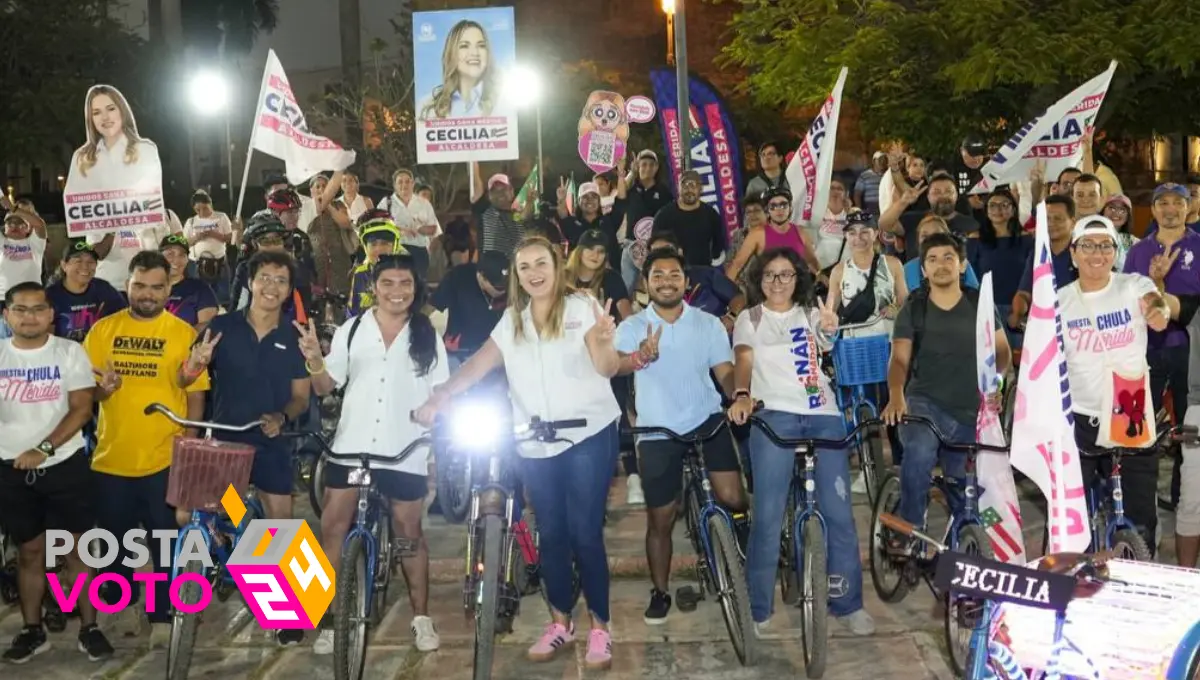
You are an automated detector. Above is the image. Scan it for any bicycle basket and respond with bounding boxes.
[167,437,256,511]
[832,334,891,387]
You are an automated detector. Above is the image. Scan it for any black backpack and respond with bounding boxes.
[907,284,980,380]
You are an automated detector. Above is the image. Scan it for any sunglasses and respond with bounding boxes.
[767,201,790,210]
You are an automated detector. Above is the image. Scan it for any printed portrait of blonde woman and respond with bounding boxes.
[418,19,507,121]
[68,85,162,195]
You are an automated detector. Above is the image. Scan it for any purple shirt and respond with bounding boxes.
[1123,229,1200,348]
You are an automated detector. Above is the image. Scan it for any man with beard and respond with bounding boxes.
[1009,195,1079,329]
[614,247,746,624]
[431,250,507,371]
[82,251,214,643]
[558,156,629,268]
[652,171,727,268]
[880,172,979,261]
[470,161,534,256]
[47,239,126,341]
[939,134,989,218]
[0,282,114,664]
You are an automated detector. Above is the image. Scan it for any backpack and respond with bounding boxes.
[907,284,980,380]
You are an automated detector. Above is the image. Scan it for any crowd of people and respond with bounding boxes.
[2,127,1200,674]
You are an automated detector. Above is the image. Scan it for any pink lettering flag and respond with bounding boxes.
[785,67,847,225]
[1009,203,1090,554]
[975,273,1027,564]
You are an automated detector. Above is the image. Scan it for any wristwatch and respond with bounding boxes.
[37,440,55,457]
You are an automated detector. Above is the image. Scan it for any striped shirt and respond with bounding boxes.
[472,197,524,255]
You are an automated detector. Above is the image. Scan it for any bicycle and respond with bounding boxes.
[626,418,757,666]
[746,412,882,679]
[145,403,266,680]
[828,315,890,507]
[284,430,429,680]
[866,415,1009,677]
[437,404,586,680]
[434,356,508,525]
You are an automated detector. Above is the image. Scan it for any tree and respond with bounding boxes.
[179,0,280,56]
[721,0,1200,158]
[0,0,149,174]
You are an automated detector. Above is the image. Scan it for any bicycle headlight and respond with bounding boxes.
[449,401,507,452]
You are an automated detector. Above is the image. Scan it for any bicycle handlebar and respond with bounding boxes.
[1083,424,1200,458]
[281,430,430,466]
[899,415,1010,453]
[144,403,262,433]
[833,314,886,334]
[513,417,588,441]
[746,414,879,451]
[627,418,728,445]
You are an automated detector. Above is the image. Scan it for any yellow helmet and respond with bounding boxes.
[358,218,408,255]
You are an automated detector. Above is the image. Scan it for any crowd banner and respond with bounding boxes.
[649,70,744,239]
[970,61,1117,194]
[975,273,1027,564]
[1009,204,1090,554]
[785,67,848,226]
[412,7,518,164]
[63,85,166,236]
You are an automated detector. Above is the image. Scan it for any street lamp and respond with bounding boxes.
[189,70,235,209]
[661,0,690,171]
[504,65,545,195]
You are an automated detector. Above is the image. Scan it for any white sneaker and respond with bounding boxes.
[851,472,868,495]
[411,615,439,652]
[626,474,645,506]
[312,629,334,655]
[753,618,771,639]
[837,609,876,636]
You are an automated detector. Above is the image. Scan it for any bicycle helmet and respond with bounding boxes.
[359,219,408,255]
[762,186,793,205]
[243,210,288,243]
[266,188,302,214]
[356,208,392,230]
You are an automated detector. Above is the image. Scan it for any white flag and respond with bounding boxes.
[251,50,356,185]
[970,62,1117,194]
[975,273,1027,564]
[1009,204,1090,554]
[786,67,847,224]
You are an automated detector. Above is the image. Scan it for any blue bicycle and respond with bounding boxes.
[747,413,879,679]
[144,404,266,680]
[828,316,891,507]
[627,418,757,666]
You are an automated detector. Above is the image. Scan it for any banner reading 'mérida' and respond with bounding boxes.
[649,70,744,240]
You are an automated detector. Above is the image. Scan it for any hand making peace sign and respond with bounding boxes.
[293,319,324,363]
[638,322,664,363]
[1149,246,1180,286]
[187,328,222,370]
[901,181,928,208]
[557,177,569,204]
[588,298,616,343]
[816,295,839,334]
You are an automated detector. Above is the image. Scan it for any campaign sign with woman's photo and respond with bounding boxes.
[63,85,166,236]
[413,7,519,164]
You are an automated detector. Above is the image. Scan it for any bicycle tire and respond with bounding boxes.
[371,502,393,627]
[309,455,327,519]
[780,491,799,606]
[799,516,828,679]
[945,523,995,678]
[868,474,910,603]
[473,514,503,680]
[707,515,758,666]
[165,554,206,680]
[856,404,887,507]
[334,535,369,680]
[437,449,473,525]
[1111,527,1152,562]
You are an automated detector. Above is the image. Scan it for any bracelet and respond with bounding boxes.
[180,362,204,381]
[630,353,647,371]
[305,359,326,375]
[733,389,751,400]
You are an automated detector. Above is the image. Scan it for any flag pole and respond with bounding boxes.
[234,52,274,221]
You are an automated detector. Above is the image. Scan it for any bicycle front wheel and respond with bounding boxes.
[334,535,370,680]
[473,514,503,680]
[1111,527,1152,562]
[371,505,393,627]
[799,516,829,679]
[309,455,327,519]
[945,523,995,678]
[166,557,206,680]
[707,515,757,666]
[856,404,887,507]
[780,491,799,606]
[437,448,473,525]
[868,474,910,603]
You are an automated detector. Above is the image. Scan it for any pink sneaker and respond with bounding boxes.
[528,622,574,662]
[584,628,612,670]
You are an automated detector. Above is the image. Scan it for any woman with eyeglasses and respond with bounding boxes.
[159,234,218,330]
[826,211,907,338]
[1102,194,1139,272]
[413,235,622,670]
[726,247,876,636]
[970,190,1033,340]
[726,187,819,284]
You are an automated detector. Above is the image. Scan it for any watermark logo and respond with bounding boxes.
[221,486,335,629]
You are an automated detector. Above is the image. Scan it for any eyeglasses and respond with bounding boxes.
[254,273,290,287]
[6,304,50,315]
[1074,241,1116,254]
[1106,206,1129,215]
[763,270,797,283]
[767,201,790,210]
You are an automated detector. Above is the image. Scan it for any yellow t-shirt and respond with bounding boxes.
[83,309,210,477]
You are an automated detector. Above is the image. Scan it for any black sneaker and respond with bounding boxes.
[77,624,114,662]
[3,625,49,664]
[643,589,672,625]
[276,629,304,647]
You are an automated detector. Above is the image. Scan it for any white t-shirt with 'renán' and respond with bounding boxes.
[0,336,94,467]
[88,229,144,289]
[184,212,233,260]
[490,294,621,459]
[1059,273,1159,418]
[0,233,47,296]
[732,304,839,416]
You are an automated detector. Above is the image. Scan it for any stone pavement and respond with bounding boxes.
[4,459,1179,680]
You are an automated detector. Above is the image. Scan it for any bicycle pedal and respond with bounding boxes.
[675,586,703,612]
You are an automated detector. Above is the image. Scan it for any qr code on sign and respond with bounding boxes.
[586,131,616,168]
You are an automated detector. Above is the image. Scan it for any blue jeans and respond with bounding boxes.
[520,422,619,622]
[747,410,863,622]
[620,243,640,293]
[897,395,974,527]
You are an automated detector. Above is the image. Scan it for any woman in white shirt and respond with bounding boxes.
[183,190,233,303]
[300,253,449,654]
[414,236,621,671]
[70,85,161,192]
[726,247,876,636]
[1058,216,1172,556]
[338,171,374,223]
[827,212,907,338]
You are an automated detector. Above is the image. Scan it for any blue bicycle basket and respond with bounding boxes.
[832,334,891,387]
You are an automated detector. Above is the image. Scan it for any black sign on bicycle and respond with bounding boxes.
[935,553,1077,613]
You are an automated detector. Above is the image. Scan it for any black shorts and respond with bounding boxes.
[0,452,94,545]
[638,414,741,509]
[251,441,295,496]
[323,464,428,502]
